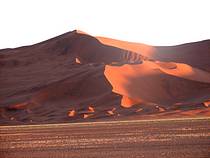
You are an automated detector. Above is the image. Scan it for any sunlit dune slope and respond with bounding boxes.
[104,61,210,107]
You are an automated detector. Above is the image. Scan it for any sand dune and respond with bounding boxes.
[105,61,210,107]
[0,30,209,125]
[97,36,210,72]
[98,35,210,107]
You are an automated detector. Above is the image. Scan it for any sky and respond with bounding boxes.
[0,0,210,48]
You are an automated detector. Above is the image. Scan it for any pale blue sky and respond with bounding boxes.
[0,0,210,48]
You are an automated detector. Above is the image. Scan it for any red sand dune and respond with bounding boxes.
[0,30,209,125]
[104,61,210,107]
[97,36,210,72]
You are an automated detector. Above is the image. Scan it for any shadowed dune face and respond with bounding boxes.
[154,41,210,72]
[0,30,209,125]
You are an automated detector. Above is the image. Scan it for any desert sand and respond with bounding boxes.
[0,30,209,125]
[1,118,209,158]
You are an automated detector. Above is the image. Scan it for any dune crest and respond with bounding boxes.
[97,36,156,58]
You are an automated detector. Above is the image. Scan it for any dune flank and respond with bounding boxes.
[104,61,210,107]
[0,30,209,125]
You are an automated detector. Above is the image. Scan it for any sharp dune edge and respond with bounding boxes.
[0,30,210,125]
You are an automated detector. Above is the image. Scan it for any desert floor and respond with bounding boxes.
[1,117,209,158]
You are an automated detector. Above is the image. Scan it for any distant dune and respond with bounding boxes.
[0,30,209,125]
